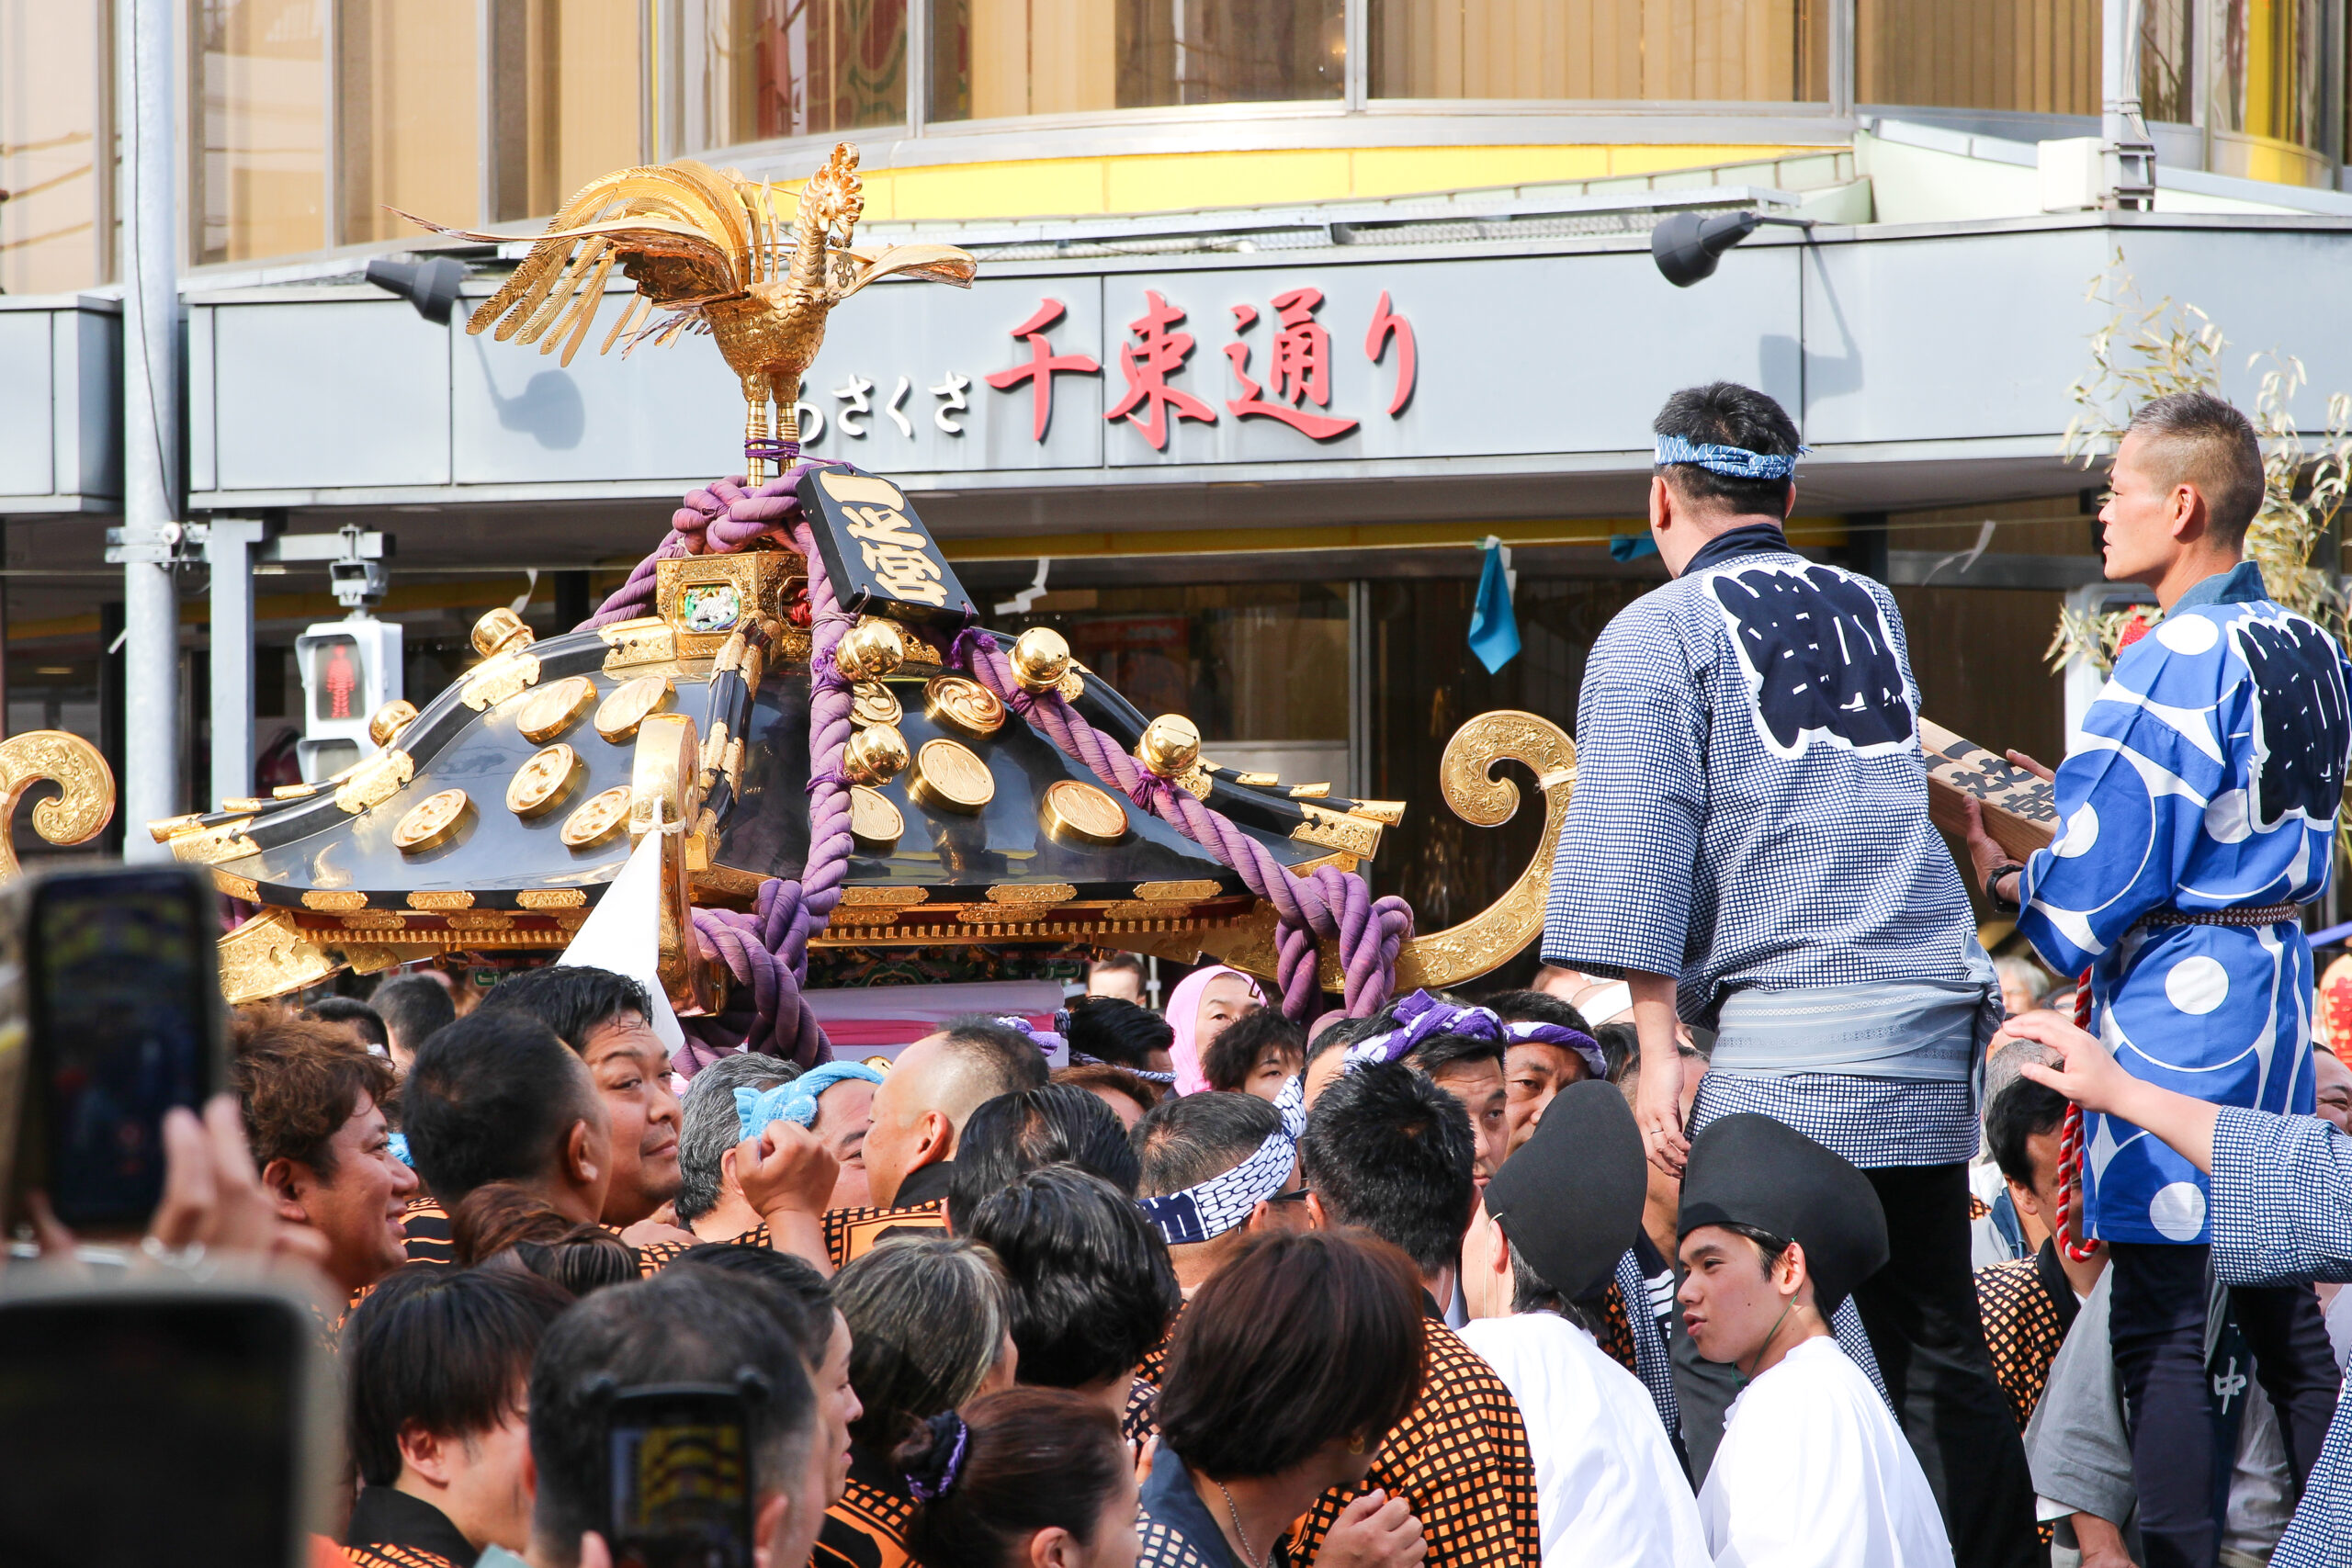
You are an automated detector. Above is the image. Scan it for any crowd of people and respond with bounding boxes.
[18,378,2352,1568]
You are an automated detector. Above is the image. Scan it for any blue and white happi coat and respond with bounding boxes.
[2018,563,2352,1246]
[1544,528,1988,1167]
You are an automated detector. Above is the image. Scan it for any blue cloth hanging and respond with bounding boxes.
[1468,538,1521,673]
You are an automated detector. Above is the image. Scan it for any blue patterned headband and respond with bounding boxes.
[1136,1073,1307,1246]
[736,1061,885,1141]
[1654,434,1805,479]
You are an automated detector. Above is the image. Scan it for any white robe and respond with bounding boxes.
[1697,1336,1952,1568]
[1457,1312,1711,1568]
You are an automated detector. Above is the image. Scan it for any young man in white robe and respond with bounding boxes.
[1470,1081,1711,1568]
[1678,1113,1954,1568]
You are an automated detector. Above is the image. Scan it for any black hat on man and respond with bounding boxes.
[1483,1080,1647,1301]
[1678,1113,1888,1312]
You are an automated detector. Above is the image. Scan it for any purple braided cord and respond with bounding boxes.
[574,457,861,1075]
[951,634,1410,1021]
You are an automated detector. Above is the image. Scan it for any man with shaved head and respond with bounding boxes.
[1964,389,2352,1568]
[826,1014,1047,1266]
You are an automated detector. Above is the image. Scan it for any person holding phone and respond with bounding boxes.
[488,1269,830,1568]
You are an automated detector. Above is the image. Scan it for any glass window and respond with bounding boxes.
[2211,0,2326,153]
[1114,0,1344,107]
[928,0,1120,120]
[196,0,327,265]
[489,0,644,222]
[0,1,107,294]
[338,0,480,243]
[2139,0,2193,124]
[1372,0,1827,103]
[691,0,909,146]
[1858,0,2102,116]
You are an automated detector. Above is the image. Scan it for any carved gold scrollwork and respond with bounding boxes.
[1164,710,1575,993]
[218,909,341,1005]
[0,730,116,879]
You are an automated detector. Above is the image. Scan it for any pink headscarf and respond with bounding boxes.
[1166,964,1269,1096]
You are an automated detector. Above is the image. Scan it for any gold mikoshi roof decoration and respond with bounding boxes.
[142,142,1583,1010]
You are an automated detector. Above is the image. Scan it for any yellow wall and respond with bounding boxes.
[790,141,1825,221]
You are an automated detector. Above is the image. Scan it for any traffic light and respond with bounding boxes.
[294,618,403,783]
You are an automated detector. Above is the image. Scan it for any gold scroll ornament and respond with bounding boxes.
[0,731,116,878]
[1151,709,1575,992]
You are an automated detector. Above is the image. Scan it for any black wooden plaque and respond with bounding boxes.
[796,465,976,628]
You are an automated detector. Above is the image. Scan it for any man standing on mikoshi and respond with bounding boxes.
[1964,389,2348,1568]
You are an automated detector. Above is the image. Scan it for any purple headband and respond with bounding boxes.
[906,1413,968,1502]
[996,1014,1068,1053]
[1506,1020,1609,1080]
[1345,991,1607,1078]
[1345,990,1504,1066]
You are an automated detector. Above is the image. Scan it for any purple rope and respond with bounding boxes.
[577,453,861,1075]
[952,635,1410,1021]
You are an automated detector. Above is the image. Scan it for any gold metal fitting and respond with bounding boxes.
[907,739,996,816]
[1041,779,1128,845]
[842,724,911,787]
[834,618,906,682]
[393,788,471,853]
[1136,714,1202,779]
[561,785,633,848]
[471,606,537,660]
[922,674,1005,739]
[850,681,903,729]
[368,699,420,748]
[1010,626,1072,692]
[848,785,904,852]
[507,744,585,818]
[515,676,596,743]
[596,674,674,743]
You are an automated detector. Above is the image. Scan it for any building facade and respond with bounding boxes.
[6,1,2352,948]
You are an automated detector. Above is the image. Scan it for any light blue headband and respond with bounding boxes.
[1654,434,1805,479]
[736,1062,885,1141]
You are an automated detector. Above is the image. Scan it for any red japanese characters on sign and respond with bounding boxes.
[1104,290,1219,451]
[1225,288,1356,441]
[982,299,1102,441]
[982,287,1419,449]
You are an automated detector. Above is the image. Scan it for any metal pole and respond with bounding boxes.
[2100,0,2157,208]
[118,0,182,859]
[206,520,267,809]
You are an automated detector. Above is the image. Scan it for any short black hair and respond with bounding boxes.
[344,1264,571,1488]
[933,1014,1053,1098]
[1202,1007,1304,1092]
[528,1271,818,1563]
[477,964,652,1053]
[2125,389,2267,547]
[947,1083,1140,1232]
[1596,1022,1641,1084]
[1157,1229,1425,1478]
[674,1243,834,1364]
[1479,989,1592,1033]
[897,1390,1128,1568]
[1061,995,1174,1071]
[1984,1074,2071,1191]
[1300,1061,1476,1276]
[306,996,388,1049]
[1306,1016,1365,1068]
[1654,380,1802,517]
[371,974,457,1055]
[963,1166,1181,1392]
[1405,1030,1504,1078]
[675,1054,798,1224]
[1134,1090,1282,1200]
[403,1009,597,1207]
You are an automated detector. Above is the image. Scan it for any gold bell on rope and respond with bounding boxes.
[1010,626,1072,692]
[835,619,907,682]
[1136,714,1202,779]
